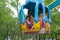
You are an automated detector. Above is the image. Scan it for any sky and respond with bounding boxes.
[19,0,28,16]
[6,0,27,18]
[19,0,26,5]
[58,8,60,12]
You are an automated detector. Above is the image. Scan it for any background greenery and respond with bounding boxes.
[0,0,60,40]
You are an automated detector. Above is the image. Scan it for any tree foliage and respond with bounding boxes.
[45,0,55,5]
[0,0,60,40]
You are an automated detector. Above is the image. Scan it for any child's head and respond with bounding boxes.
[26,16,30,19]
[26,16,33,21]
[30,17,33,21]
[39,13,43,17]
[29,16,33,21]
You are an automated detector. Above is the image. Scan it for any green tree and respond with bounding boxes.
[45,0,55,5]
[0,0,60,40]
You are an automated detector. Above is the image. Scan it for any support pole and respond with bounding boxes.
[20,6,25,24]
[34,2,39,22]
[41,3,46,21]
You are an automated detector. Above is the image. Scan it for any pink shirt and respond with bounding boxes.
[26,19,31,24]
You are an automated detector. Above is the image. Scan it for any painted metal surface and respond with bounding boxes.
[20,0,52,34]
[20,6,25,24]
[48,0,60,10]
[34,2,39,22]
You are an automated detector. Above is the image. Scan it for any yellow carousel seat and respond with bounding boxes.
[45,22,50,33]
[21,21,41,34]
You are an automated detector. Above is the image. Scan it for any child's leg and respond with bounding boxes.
[27,24,31,30]
[31,26,34,30]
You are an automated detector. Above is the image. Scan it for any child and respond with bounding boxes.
[39,13,45,33]
[26,16,33,30]
[30,16,34,30]
[39,13,43,23]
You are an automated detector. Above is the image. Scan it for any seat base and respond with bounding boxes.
[23,31,39,34]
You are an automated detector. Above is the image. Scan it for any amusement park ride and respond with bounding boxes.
[20,0,60,34]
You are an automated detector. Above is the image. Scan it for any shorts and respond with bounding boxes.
[27,24,33,29]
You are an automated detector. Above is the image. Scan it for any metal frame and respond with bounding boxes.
[20,0,47,23]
